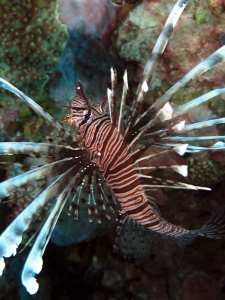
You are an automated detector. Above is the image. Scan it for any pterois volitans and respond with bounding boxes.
[1,0,225,295]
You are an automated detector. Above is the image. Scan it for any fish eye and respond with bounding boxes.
[85,113,90,121]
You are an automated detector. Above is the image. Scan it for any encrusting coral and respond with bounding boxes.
[0,0,68,109]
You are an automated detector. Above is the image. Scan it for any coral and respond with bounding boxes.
[112,0,225,105]
[24,116,44,137]
[0,0,68,109]
[0,108,18,140]
[187,158,225,186]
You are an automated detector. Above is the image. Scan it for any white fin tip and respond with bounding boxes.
[110,67,115,82]
[123,70,128,90]
[157,102,173,121]
[212,141,225,148]
[196,186,211,191]
[142,80,148,93]
[107,88,112,98]
[23,277,39,295]
[172,120,185,132]
[174,144,188,156]
[0,257,5,276]
[172,165,188,177]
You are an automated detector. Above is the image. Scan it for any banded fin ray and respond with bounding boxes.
[0,0,225,293]
[0,142,86,159]
[137,115,225,155]
[21,172,77,295]
[0,165,80,277]
[144,45,225,120]
[131,19,225,142]
[125,0,189,140]
[136,87,225,141]
[68,164,117,223]
[154,142,225,153]
[0,78,77,147]
[118,70,128,134]
[137,165,188,177]
[110,68,117,126]
[161,136,225,142]
[178,118,225,133]
[140,175,211,191]
[173,88,225,118]
[0,158,79,201]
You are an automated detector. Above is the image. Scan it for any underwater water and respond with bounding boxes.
[0,0,225,299]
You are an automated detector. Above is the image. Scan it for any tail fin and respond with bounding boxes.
[197,206,225,239]
[169,206,225,247]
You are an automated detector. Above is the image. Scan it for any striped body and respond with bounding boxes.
[79,112,188,237]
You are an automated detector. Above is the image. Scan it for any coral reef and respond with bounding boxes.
[187,158,225,186]
[112,0,225,106]
[0,107,18,141]
[0,0,68,109]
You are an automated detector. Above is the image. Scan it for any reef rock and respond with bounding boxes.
[112,0,225,99]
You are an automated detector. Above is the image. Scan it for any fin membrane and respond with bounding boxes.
[198,206,225,239]
[114,215,163,259]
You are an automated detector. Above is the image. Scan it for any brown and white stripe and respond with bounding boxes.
[79,112,189,237]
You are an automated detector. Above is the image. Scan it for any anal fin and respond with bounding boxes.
[114,215,163,259]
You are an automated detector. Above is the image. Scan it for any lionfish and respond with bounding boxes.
[1,0,225,295]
